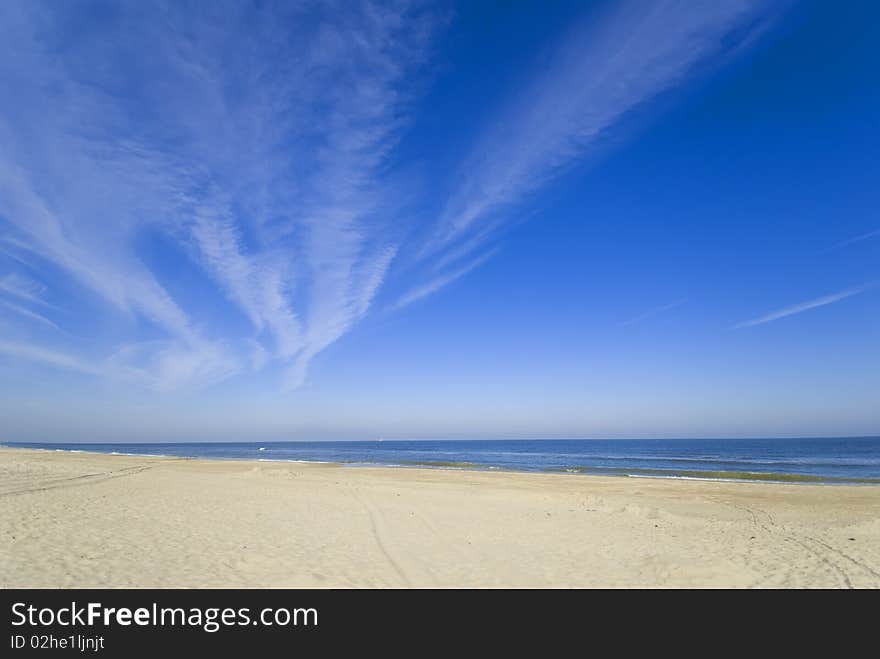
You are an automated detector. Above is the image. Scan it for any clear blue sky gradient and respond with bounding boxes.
[0,1,877,441]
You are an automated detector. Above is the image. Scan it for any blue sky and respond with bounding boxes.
[0,0,877,442]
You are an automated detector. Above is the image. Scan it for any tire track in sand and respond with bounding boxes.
[346,485,438,587]
[0,463,162,498]
[725,501,871,588]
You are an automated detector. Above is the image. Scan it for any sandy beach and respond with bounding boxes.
[1,447,878,588]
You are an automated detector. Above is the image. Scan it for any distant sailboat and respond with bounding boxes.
[258,447,266,451]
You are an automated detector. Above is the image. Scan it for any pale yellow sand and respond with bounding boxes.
[1,447,878,588]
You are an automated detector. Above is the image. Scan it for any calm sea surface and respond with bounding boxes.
[6,437,880,484]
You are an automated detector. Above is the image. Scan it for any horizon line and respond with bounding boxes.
[4,434,878,445]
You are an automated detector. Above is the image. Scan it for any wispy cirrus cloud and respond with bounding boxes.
[734,284,875,328]
[0,0,444,390]
[400,0,785,307]
[0,339,108,379]
[0,1,790,393]
[828,228,880,251]
[620,298,688,327]
[393,249,497,311]
[0,273,52,308]
[0,300,61,332]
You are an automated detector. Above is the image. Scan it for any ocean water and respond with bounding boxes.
[6,437,880,484]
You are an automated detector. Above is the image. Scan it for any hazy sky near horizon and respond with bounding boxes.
[1,0,878,442]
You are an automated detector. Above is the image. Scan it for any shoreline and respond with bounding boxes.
[3,444,877,487]
[2,447,879,587]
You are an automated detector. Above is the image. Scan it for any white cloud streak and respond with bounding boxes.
[394,249,497,311]
[620,298,688,327]
[829,228,880,251]
[0,1,790,391]
[0,0,443,390]
[427,0,783,261]
[0,339,108,378]
[0,273,52,308]
[0,300,61,332]
[734,284,874,328]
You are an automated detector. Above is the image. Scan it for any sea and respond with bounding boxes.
[5,436,880,485]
